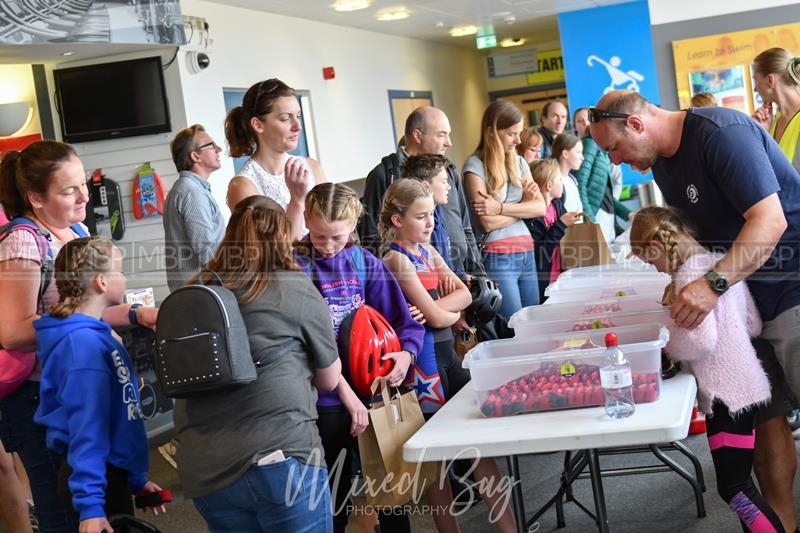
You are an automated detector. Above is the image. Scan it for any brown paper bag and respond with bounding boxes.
[559,217,613,270]
[357,378,439,508]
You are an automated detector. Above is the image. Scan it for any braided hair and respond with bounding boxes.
[629,206,696,274]
[50,236,116,317]
[630,207,698,306]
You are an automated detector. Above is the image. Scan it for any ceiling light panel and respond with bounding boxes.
[330,0,371,12]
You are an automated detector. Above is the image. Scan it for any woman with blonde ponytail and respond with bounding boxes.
[34,236,164,531]
[463,100,546,320]
[753,47,800,171]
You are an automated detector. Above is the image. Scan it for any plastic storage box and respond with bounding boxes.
[544,275,671,304]
[462,323,668,417]
[554,262,657,280]
[508,294,664,331]
[508,305,672,338]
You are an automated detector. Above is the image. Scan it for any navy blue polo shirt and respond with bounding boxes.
[652,107,800,322]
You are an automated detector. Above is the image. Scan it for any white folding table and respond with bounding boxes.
[404,373,698,532]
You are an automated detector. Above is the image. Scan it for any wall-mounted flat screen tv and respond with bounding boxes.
[54,56,171,143]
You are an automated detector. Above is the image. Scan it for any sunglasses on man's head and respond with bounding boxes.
[588,107,631,123]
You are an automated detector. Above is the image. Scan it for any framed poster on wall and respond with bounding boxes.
[689,65,748,112]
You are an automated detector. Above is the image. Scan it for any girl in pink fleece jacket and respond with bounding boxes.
[630,206,783,533]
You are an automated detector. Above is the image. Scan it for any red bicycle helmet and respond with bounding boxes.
[338,305,399,398]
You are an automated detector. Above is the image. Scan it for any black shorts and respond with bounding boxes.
[434,338,470,401]
[752,338,791,426]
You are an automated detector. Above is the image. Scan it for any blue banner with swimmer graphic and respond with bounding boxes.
[558,0,660,186]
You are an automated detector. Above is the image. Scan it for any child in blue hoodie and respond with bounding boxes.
[33,236,163,532]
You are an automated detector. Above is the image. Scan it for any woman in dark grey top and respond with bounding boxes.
[173,195,341,533]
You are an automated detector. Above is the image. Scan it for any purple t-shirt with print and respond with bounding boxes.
[300,245,425,407]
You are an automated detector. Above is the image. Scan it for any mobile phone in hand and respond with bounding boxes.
[135,488,172,509]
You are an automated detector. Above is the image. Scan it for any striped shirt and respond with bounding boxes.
[163,171,225,292]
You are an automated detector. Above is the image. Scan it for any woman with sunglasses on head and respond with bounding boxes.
[225,78,328,239]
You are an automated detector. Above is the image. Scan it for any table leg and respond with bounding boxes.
[671,440,706,491]
[506,455,527,533]
[528,451,590,527]
[587,449,610,533]
[563,450,575,502]
[649,444,706,518]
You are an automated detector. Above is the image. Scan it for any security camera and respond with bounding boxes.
[186,51,210,74]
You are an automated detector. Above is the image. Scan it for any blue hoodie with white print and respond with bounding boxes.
[33,313,148,520]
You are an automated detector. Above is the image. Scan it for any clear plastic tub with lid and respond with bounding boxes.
[508,294,664,330]
[543,275,671,305]
[508,305,672,338]
[462,323,667,417]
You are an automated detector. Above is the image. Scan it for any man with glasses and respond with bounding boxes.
[164,124,225,292]
[590,90,800,532]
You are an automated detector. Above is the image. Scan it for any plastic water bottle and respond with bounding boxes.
[600,332,635,418]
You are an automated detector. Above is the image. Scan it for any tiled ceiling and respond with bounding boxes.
[204,0,632,47]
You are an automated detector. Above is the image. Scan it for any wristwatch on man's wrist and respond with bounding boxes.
[128,303,143,326]
[703,270,729,295]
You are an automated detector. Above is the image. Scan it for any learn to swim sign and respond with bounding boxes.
[672,22,800,113]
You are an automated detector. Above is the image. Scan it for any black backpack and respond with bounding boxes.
[155,273,255,398]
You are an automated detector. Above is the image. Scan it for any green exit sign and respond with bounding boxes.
[476,34,497,49]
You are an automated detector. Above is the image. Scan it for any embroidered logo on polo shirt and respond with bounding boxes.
[686,184,699,204]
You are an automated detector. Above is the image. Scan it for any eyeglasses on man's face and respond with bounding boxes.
[194,141,220,152]
[588,107,631,123]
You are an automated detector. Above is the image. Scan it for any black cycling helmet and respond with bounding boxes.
[466,275,503,326]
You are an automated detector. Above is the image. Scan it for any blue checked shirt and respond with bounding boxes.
[163,171,225,292]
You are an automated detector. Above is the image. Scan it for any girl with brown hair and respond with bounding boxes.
[630,206,785,533]
[173,195,341,532]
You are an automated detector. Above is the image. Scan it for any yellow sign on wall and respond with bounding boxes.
[672,23,800,112]
[526,49,565,86]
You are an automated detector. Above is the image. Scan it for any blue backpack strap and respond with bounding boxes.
[70,223,88,237]
[349,246,367,295]
[295,253,313,278]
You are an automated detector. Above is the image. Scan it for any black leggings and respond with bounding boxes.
[316,407,356,533]
[378,339,473,533]
[57,458,133,525]
[706,400,784,533]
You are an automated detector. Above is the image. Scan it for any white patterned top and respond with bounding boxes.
[236,157,316,210]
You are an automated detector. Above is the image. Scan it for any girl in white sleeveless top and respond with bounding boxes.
[225,78,327,238]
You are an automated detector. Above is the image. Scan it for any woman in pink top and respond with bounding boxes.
[630,206,783,533]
